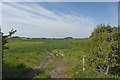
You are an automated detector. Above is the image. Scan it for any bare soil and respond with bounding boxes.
[22,52,67,79]
[49,57,68,78]
[22,55,55,79]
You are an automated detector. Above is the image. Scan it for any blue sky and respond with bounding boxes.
[1,2,118,38]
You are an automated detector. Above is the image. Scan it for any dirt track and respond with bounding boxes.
[22,52,67,79]
[49,57,68,78]
[22,55,55,79]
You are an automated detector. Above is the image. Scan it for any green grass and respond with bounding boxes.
[62,39,119,78]
[2,38,119,78]
[33,55,63,78]
[3,38,72,78]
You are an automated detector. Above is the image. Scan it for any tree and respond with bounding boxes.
[2,29,17,58]
[88,24,120,75]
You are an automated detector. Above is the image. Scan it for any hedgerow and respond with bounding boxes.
[87,24,120,76]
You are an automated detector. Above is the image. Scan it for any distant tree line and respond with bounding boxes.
[64,37,73,39]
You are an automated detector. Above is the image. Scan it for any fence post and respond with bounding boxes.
[83,55,86,72]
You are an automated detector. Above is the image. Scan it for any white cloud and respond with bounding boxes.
[2,2,96,38]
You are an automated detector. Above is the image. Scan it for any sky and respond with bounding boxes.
[1,2,118,38]
[1,0,120,2]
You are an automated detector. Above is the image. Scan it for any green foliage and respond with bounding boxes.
[2,29,17,53]
[3,31,120,78]
[3,37,119,78]
[3,38,73,78]
[88,24,120,75]
[63,39,117,78]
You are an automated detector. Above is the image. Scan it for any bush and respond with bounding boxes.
[88,24,120,75]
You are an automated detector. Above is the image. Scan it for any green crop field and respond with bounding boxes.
[2,38,119,78]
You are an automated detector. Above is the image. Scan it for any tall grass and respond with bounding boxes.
[3,38,72,78]
[2,38,118,78]
[63,38,118,78]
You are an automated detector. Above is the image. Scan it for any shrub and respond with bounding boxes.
[88,24,120,75]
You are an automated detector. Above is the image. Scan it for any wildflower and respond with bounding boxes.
[76,72,78,74]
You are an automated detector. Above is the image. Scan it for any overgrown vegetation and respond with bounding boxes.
[2,38,72,78]
[87,24,120,76]
[2,24,120,78]
[2,29,17,56]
